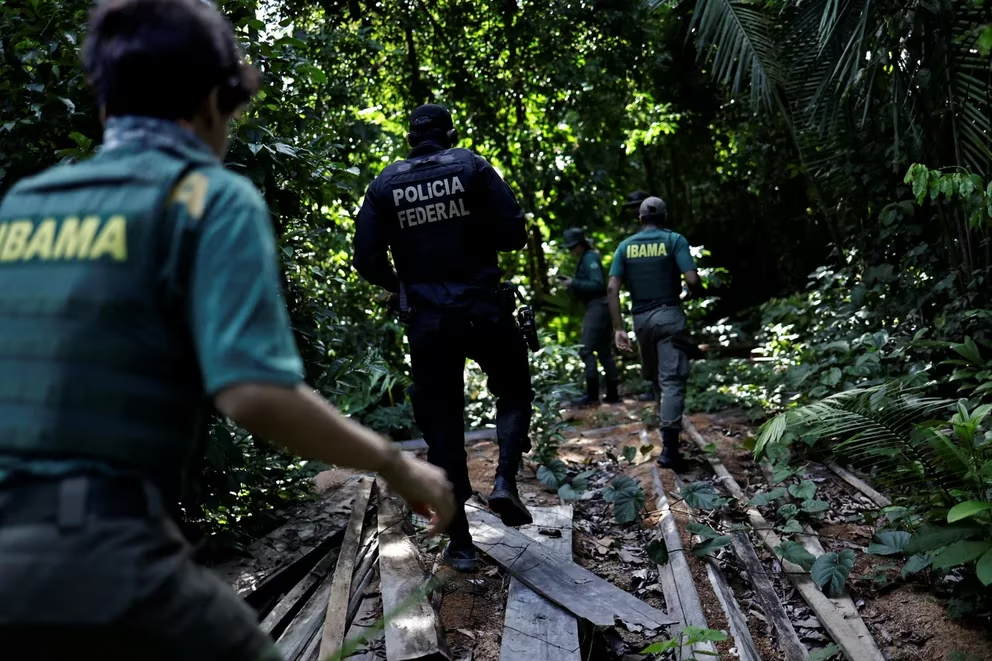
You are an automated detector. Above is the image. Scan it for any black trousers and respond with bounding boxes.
[406,298,534,504]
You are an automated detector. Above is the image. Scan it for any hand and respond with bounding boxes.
[615,329,631,352]
[380,452,456,536]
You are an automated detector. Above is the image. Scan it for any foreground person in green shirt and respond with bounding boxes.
[560,227,620,405]
[0,0,454,658]
[607,197,702,469]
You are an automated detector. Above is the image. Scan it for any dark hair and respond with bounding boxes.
[83,0,260,120]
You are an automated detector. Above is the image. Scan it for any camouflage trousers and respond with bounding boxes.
[633,305,690,430]
[580,297,619,385]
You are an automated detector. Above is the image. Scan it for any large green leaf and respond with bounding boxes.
[901,553,933,577]
[905,524,983,555]
[947,501,992,523]
[977,548,992,585]
[932,541,992,570]
[692,535,732,557]
[749,486,788,506]
[788,480,817,500]
[811,550,856,596]
[867,531,911,556]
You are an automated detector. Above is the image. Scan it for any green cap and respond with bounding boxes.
[562,227,585,249]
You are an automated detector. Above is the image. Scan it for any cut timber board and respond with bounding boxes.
[728,531,808,661]
[500,506,581,661]
[683,417,884,661]
[651,466,714,658]
[466,505,678,632]
[276,573,334,661]
[397,429,496,451]
[673,473,760,661]
[825,461,892,508]
[319,476,375,660]
[376,479,451,661]
[260,544,339,638]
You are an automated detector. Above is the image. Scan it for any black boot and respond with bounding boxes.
[488,445,533,527]
[639,384,658,402]
[441,507,477,572]
[604,382,621,404]
[573,378,600,407]
[656,428,683,470]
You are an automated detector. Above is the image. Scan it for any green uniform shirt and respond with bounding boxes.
[0,116,303,484]
[568,249,607,302]
[609,227,696,314]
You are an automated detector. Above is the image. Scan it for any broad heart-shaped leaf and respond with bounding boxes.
[777,503,799,520]
[687,521,722,540]
[788,480,817,500]
[905,524,984,554]
[867,531,912,556]
[901,553,932,577]
[622,445,638,463]
[648,537,669,566]
[604,475,646,524]
[932,540,992,570]
[748,487,787,507]
[557,483,583,501]
[682,481,729,510]
[801,499,830,514]
[537,459,568,491]
[811,550,856,597]
[947,501,992,523]
[776,540,816,571]
[778,519,805,534]
[977,548,992,585]
[692,535,732,557]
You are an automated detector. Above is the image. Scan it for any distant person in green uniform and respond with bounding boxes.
[607,197,702,468]
[622,190,659,402]
[0,0,454,659]
[559,227,619,405]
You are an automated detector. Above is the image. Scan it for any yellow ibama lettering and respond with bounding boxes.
[88,215,127,261]
[170,172,209,220]
[54,216,100,259]
[0,221,33,261]
[23,219,56,260]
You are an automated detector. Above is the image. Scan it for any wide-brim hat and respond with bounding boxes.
[623,190,650,208]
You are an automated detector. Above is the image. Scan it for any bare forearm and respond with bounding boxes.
[216,383,402,473]
[607,281,625,331]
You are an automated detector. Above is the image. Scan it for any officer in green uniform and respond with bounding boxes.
[560,227,619,405]
[0,0,454,658]
[622,190,658,402]
[607,197,702,468]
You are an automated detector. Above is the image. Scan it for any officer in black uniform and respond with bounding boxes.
[353,104,535,572]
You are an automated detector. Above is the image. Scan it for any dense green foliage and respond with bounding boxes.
[2,0,990,588]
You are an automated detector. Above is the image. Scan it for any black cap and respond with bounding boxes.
[639,196,667,220]
[410,104,454,133]
[623,190,650,208]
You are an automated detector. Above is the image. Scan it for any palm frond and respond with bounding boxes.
[755,385,992,505]
[688,0,784,111]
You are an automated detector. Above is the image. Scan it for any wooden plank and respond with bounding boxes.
[673,473,760,661]
[729,532,809,661]
[261,545,340,638]
[302,564,382,661]
[825,461,892,508]
[319,477,375,660]
[683,417,885,661]
[651,467,714,658]
[344,573,385,661]
[397,429,496,451]
[277,574,334,661]
[466,505,678,632]
[377,478,451,661]
[500,506,581,661]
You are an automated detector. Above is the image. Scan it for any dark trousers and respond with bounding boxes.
[406,299,534,504]
[0,475,281,661]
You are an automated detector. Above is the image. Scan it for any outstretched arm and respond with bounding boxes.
[607,275,631,352]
